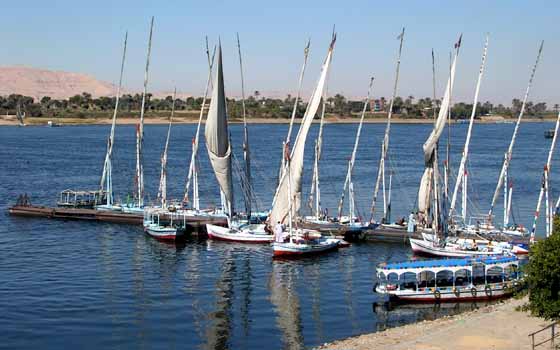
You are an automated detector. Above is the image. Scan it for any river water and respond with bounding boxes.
[0,122,553,349]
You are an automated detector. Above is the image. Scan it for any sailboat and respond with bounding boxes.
[334,77,378,239]
[529,109,560,242]
[144,89,182,241]
[368,28,405,235]
[485,41,544,233]
[410,36,525,258]
[270,33,342,257]
[122,17,154,214]
[96,32,128,212]
[204,42,273,243]
[16,102,25,127]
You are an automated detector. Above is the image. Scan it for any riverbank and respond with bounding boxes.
[0,115,557,126]
[318,297,548,350]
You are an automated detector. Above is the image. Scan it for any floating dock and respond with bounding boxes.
[8,204,228,235]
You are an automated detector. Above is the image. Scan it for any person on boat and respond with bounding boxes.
[274,221,285,243]
[407,212,415,233]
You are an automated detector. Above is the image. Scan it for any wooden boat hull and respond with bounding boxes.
[206,224,273,244]
[410,238,506,258]
[272,239,339,257]
[376,282,521,303]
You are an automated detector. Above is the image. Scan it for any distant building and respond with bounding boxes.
[370,98,386,112]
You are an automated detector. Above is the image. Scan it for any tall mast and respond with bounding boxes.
[530,109,560,241]
[488,40,544,222]
[449,34,489,221]
[370,28,404,222]
[135,17,154,207]
[183,39,216,209]
[309,90,327,217]
[418,34,461,234]
[100,31,128,206]
[157,88,176,208]
[337,77,374,219]
[280,40,311,180]
[236,33,252,216]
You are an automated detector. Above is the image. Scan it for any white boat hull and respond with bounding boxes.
[375,282,521,303]
[272,238,339,257]
[144,225,180,240]
[410,238,507,257]
[206,224,273,243]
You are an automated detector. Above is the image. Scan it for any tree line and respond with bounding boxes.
[0,91,554,119]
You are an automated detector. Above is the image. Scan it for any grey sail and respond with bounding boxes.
[205,43,234,215]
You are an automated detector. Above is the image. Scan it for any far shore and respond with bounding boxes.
[317,297,548,350]
[0,115,557,126]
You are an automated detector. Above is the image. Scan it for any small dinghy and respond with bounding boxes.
[144,223,180,241]
[375,255,522,303]
[272,234,341,257]
[206,223,273,243]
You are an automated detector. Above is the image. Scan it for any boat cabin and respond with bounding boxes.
[57,189,106,208]
[375,256,521,302]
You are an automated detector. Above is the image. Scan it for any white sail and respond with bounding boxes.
[99,32,127,206]
[269,36,336,225]
[135,17,154,207]
[205,43,234,215]
[157,88,176,208]
[488,40,544,221]
[448,35,489,220]
[418,35,461,215]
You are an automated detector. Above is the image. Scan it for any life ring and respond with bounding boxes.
[485,285,492,297]
[453,287,461,297]
[471,287,477,297]
[433,289,441,300]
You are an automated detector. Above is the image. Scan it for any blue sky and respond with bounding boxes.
[1,0,558,105]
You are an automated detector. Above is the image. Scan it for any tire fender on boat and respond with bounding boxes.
[471,287,477,297]
[433,288,441,300]
[453,287,460,297]
[485,285,492,297]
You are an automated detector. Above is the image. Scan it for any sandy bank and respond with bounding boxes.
[318,297,550,350]
[0,116,557,126]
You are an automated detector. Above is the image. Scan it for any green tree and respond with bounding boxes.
[524,215,560,320]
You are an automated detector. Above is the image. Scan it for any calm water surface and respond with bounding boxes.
[0,122,553,349]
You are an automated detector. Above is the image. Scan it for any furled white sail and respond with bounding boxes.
[337,77,374,218]
[370,28,404,222]
[418,35,461,215]
[183,40,215,209]
[157,88,176,208]
[205,43,234,215]
[448,35,489,220]
[268,35,336,225]
[99,32,127,206]
[135,17,154,207]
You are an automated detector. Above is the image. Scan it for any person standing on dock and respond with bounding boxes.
[408,212,416,233]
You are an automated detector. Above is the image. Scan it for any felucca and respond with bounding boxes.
[122,17,154,214]
[96,31,128,212]
[204,42,273,243]
[270,33,342,257]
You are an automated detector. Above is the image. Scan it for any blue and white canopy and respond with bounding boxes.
[378,256,518,276]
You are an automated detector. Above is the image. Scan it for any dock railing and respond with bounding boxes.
[529,321,560,349]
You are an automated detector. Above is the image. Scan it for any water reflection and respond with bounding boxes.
[269,261,304,350]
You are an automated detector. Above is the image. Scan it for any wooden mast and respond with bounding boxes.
[135,17,154,207]
[99,31,127,206]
